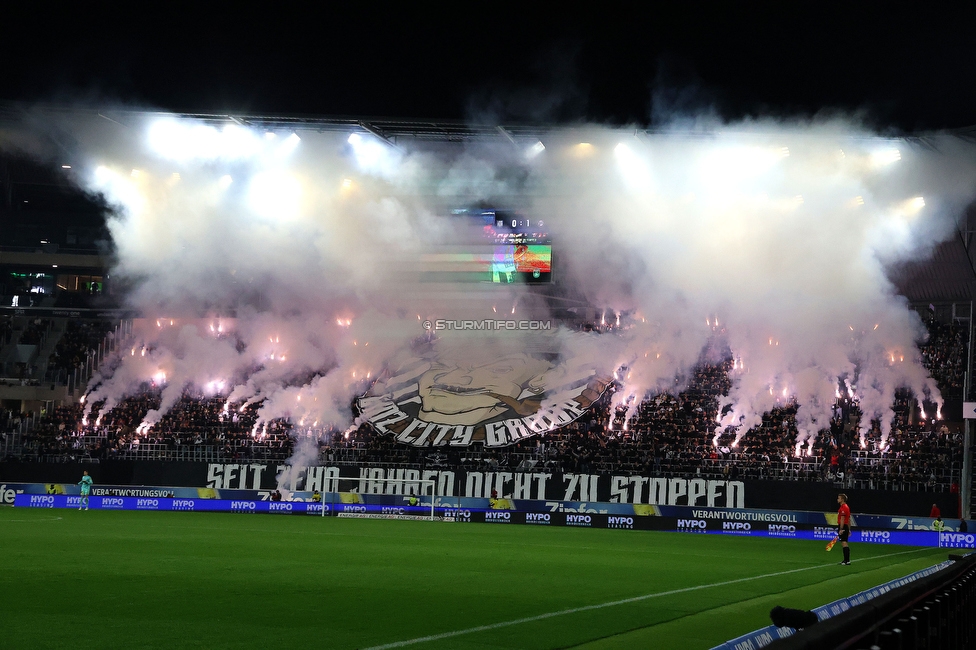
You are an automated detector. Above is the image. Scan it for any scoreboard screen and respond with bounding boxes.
[416,208,552,284]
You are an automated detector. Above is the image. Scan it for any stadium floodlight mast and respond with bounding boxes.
[321,477,437,521]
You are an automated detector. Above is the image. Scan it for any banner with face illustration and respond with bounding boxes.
[357,351,611,447]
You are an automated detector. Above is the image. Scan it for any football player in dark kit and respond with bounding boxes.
[837,493,852,565]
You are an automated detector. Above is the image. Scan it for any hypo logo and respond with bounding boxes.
[485,511,512,523]
[173,499,195,510]
[444,509,472,522]
[102,497,125,509]
[566,514,592,526]
[29,495,55,507]
[859,530,891,543]
[525,513,551,524]
[940,533,976,548]
[677,519,707,532]
[269,502,293,512]
[136,499,159,510]
[768,524,797,536]
[722,522,752,533]
[305,503,326,515]
[342,505,367,513]
[813,526,836,540]
[231,501,257,511]
[381,507,405,514]
[608,516,634,529]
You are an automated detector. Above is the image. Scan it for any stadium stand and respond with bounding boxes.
[44,319,116,384]
[0,315,13,346]
[918,312,967,399]
[17,318,50,346]
[0,311,969,497]
[10,392,294,463]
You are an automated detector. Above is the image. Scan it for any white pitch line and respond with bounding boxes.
[362,547,937,649]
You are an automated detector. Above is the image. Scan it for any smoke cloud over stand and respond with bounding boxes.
[532,124,976,449]
[9,109,976,478]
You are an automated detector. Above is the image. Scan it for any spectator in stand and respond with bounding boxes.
[930,503,941,519]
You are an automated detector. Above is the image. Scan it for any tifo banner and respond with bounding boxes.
[0,461,962,516]
[203,464,751,506]
[356,351,611,447]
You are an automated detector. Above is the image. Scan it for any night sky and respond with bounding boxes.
[3,4,976,131]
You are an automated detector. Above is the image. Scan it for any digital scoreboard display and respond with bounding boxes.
[423,208,552,284]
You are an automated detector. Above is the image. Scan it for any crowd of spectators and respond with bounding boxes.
[18,318,50,345]
[325,357,964,492]
[2,313,969,493]
[14,389,294,462]
[918,313,967,400]
[45,320,115,381]
[6,372,964,491]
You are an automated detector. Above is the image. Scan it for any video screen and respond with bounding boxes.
[491,244,552,283]
[417,208,553,283]
[464,208,552,283]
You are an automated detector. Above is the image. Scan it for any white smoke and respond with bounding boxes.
[534,122,975,448]
[13,109,976,464]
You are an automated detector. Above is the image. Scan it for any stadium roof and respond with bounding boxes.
[5,101,976,149]
[890,233,976,305]
[4,103,976,308]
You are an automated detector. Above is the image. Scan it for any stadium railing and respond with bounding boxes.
[763,551,976,649]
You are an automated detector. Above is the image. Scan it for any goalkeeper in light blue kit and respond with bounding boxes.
[78,471,93,510]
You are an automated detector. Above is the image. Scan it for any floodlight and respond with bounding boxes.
[870,148,901,167]
[613,142,652,189]
[347,132,399,174]
[248,170,302,220]
[526,141,545,159]
[147,118,264,161]
[277,132,301,156]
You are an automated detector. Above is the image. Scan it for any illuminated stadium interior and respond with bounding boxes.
[1,106,975,492]
[9,8,976,648]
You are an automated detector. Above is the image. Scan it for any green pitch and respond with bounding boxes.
[0,507,949,649]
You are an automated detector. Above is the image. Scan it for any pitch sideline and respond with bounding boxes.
[363,547,938,649]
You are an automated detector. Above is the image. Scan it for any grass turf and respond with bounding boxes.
[0,506,949,649]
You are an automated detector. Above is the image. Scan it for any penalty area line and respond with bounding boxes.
[362,547,935,649]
